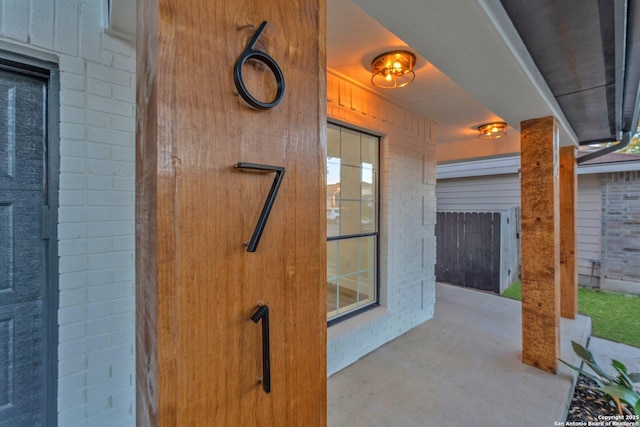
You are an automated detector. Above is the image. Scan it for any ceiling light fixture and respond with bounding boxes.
[477,122,508,139]
[370,50,416,89]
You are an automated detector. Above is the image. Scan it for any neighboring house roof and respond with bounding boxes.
[578,152,640,165]
[577,151,640,174]
[437,152,640,180]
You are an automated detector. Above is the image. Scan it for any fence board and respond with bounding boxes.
[436,211,501,293]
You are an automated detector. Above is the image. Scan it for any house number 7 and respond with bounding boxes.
[234,162,285,252]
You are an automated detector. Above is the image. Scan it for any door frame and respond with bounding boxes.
[0,50,60,426]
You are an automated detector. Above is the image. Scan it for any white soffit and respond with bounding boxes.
[108,0,136,42]
[352,0,579,147]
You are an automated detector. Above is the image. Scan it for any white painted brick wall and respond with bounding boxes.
[0,1,136,425]
[326,71,437,375]
[2,2,437,419]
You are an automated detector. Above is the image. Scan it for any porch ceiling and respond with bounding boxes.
[346,0,637,148]
[115,0,640,148]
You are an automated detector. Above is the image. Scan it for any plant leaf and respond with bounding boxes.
[613,361,635,389]
[612,359,627,374]
[635,400,640,417]
[600,384,640,408]
[559,358,605,387]
[570,341,615,381]
[615,368,635,390]
[628,372,640,383]
[571,341,595,362]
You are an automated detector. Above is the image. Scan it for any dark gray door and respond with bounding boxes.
[0,68,49,426]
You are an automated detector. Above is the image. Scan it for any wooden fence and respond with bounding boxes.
[435,212,503,293]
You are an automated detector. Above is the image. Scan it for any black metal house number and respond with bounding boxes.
[234,162,285,252]
[233,21,286,110]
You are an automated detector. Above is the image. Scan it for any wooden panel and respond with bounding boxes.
[136,0,327,425]
[500,207,520,293]
[453,212,465,285]
[491,212,502,289]
[560,146,577,319]
[435,212,446,279]
[463,212,500,292]
[463,213,480,288]
[435,212,500,293]
[520,116,560,374]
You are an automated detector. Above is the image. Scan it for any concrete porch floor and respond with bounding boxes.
[328,282,592,427]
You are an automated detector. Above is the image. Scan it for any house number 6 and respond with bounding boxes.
[234,21,286,110]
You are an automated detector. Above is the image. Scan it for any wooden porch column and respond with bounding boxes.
[560,146,578,319]
[520,116,560,374]
[136,0,327,425]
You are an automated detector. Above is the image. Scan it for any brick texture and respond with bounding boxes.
[1,3,438,422]
[601,171,640,284]
[0,1,135,425]
[327,71,437,375]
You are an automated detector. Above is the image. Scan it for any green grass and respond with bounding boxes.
[502,281,523,300]
[502,281,640,348]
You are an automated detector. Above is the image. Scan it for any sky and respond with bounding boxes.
[327,159,374,185]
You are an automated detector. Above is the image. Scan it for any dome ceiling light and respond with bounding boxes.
[477,122,508,139]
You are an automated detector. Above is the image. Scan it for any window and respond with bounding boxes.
[327,123,379,321]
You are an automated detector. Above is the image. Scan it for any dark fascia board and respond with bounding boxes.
[622,0,640,134]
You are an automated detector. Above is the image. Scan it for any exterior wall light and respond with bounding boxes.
[371,50,416,89]
[477,122,508,139]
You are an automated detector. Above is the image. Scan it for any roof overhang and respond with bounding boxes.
[500,0,640,146]
[352,0,640,149]
[116,0,640,151]
[353,0,580,147]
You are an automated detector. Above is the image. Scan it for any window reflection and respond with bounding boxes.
[326,123,379,321]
